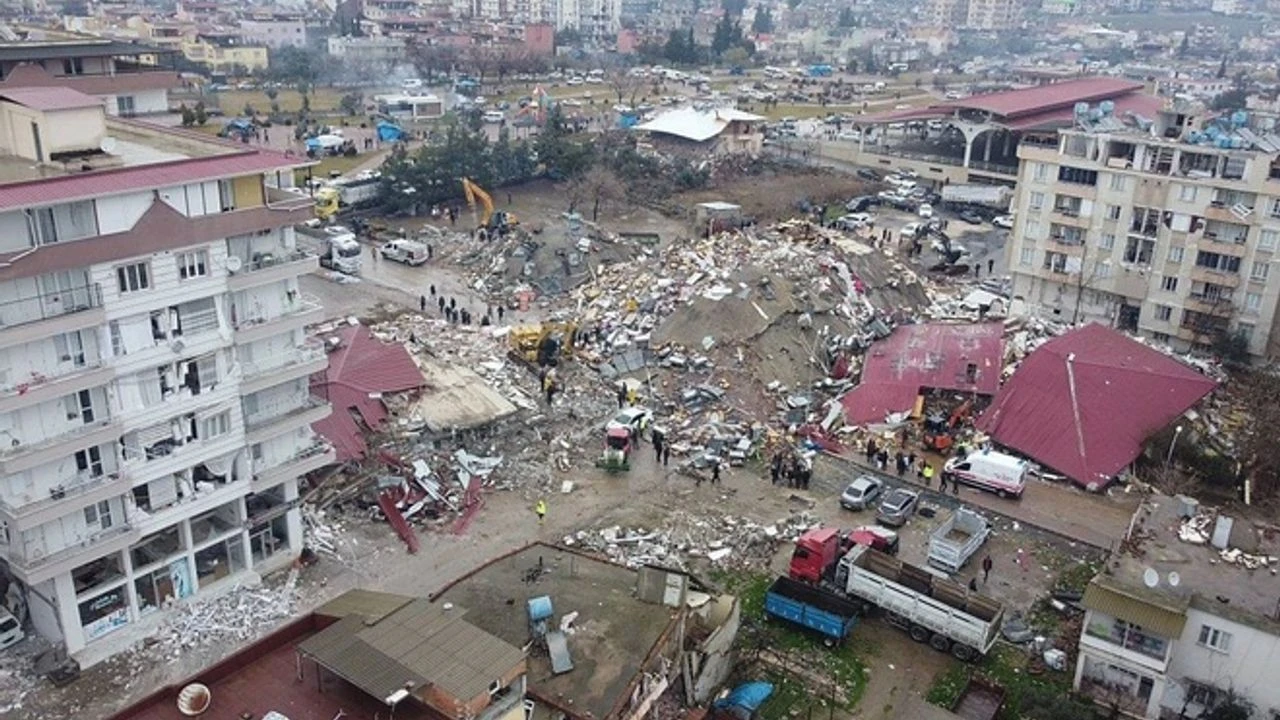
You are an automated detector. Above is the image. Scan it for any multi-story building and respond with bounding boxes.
[0,86,333,664]
[326,35,408,64]
[926,0,1019,29]
[239,16,309,50]
[1006,103,1280,361]
[0,38,181,117]
[183,32,270,74]
[1075,495,1280,718]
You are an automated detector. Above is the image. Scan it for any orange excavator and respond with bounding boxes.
[461,177,518,235]
[920,398,973,454]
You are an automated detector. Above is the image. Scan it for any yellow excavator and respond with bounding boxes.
[508,321,578,372]
[461,177,518,235]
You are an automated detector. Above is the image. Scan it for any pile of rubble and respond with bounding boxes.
[1178,511,1278,570]
[564,510,819,571]
[143,570,300,656]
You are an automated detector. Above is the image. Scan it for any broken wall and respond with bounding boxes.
[689,595,740,704]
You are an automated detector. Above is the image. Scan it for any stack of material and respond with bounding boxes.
[149,570,300,654]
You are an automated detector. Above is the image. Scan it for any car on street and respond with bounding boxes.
[835,213,872,231]
[900,221,922,237]
[855,167,880,180]
[993,215,1015,229]
[606,406,653,436]
[876,488,919,527]
[958,210,984,225]
[840,475,884,511]
[917,203,934,218]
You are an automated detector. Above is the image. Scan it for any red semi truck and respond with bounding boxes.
[789,526,899,584]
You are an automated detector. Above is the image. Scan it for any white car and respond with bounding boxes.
[606,407,653,436]
[993,215,1015,229]
[918,203,934,219]
[561,98,583,107]
[483,110,505,123]
[836,130,862,141]
[566,77,584,86]
[901,222,922,237]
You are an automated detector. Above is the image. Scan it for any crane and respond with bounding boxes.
[461,177,518,235]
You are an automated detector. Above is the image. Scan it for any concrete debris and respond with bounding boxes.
[148,570,299,653]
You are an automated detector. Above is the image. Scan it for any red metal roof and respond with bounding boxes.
[976,324,1217,490]
[859,78,1149,126]
[0,86,102,111]
[840,322,1004,426]
[1000,92,1165,131]
[311,325,425,462]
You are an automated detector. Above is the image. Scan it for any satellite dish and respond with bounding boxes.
[1168,572,1181,587]
[224,256,243,274]
[99,136,117,154]
[1143,568,1160,588]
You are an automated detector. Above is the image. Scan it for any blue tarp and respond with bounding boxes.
[376,121,404,142]
[713,682,774,713]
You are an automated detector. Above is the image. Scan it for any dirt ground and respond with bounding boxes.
[677,168,877,224]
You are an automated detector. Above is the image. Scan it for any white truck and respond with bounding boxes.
[379,238,429,266]
[927,507,991,574]
[940,184,1011,208]
[832,544,1003,660]
[298,224,363,275]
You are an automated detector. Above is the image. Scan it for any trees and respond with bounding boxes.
[339,93,363,116]
[407,41,459,83]
[663,29,698,65]
[837,7,857,27]
[752,6,774,34]
[1210,88,1249,111]
[721,0,746,16]
[605,67,645,106]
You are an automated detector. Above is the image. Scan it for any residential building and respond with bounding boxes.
[0,38,181,117]
[1074,495,1280,718]
[1006,102,1280,360]
[926,0,1020,30]
[326,35,408,63]
[0,86,332,664]
[183,32,270,74]
[239,17,308,50]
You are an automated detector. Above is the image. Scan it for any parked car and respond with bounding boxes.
[958,210,984,225]
[855,168,880,180]
[918,203,934,219]
[0,606,24,650]
[876,488,920,527]
[901,222,922,237]
[846,196,878,212]
[993,215,1015,229]
[606,406,653,436]
[840,475,884,511]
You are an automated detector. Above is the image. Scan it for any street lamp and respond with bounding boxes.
[1165,425,1184,468]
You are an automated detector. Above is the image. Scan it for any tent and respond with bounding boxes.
[376,120,404,143]
[305,133,346,152]
[976,324,1217,490]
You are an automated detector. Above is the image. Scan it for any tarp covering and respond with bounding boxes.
[376,120,404,143]
[714,682,774,712]
[976,323,1217,490]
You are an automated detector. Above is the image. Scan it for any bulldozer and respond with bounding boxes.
[462,177,519,236]
[508,321,578,372]
[595,426,633,472]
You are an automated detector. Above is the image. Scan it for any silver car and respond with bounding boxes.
[840,476,883,511]
[876,488,919,527]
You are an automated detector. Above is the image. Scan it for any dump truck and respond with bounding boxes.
[314,173,383,220]
[764,576,860,646]
[927,507,991,574]
[831,544,1003,660]
[298,224,362,275]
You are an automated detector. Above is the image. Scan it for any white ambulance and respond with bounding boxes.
[943,449,1028,499]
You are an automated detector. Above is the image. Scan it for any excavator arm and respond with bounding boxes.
[460,177,494,228]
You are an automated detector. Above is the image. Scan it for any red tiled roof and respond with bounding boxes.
[311,325,425,462]
[840,322,1004,426]
[860,78,1149,126]
[0,86,103,111]
[976,324,1217,489]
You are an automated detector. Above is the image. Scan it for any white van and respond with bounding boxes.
[483,110,505,124]
[380,239,430,266]
[943,449,1028,498]
[0,607,24,650]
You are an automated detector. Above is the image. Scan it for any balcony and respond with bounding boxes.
[0,362,113,414]
[0,471,130,532]
[0,418,121,475]
[0,284,104,349]
[227,249,318,291]
[251,441,336,492]
[3,524,140,586]
[240,340,329,395]
[1190,266,1242,287]
[1185,292,1234,313]
[1204,203,1254,224]
[132,479,251,535]
[265,186,315,212]
[233,298,324,344]
[244,396,332,445]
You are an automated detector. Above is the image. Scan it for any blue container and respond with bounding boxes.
[527,595,554,622]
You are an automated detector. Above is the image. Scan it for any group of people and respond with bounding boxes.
[863,437,963,495]
[649,425,672,467]
[769,451,812,489]
[420,285,504,328]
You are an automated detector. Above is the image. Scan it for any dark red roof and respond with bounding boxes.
[840,322,1003,426]
[860,77,1150,126]
[0,86,102,111]
[976,324,1217,489]
[311,325,425,462]
[1000,92,1165,131]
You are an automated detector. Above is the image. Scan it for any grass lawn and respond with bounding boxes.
[294,153,370,184]
[212,87,367,115]
[926,644,1094,720]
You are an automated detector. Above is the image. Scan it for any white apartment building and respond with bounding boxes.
[1006,105,1280,360]
[926,0,1019,30]
[1075,496,1280,718]
[0,86,333,663]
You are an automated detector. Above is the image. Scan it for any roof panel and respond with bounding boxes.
[0,86,102,111]
[0,40,173,62]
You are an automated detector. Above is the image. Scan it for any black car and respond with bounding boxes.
[856,168,881,181]
[958,210,984,225]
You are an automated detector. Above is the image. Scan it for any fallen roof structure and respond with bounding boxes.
[311,323,426,461]
[635,107,765,143]
[976,324,1217,490]
[407,358,519,433]
[840,322,1004,426]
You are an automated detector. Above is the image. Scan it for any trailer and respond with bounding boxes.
[940,184,1011,208]
[833,545,1002,660]
[927,507,991,574]
[764,576,860,646]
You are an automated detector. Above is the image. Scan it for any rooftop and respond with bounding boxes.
[432,544,678,720]
[0,86,104,111]
[636,107,766,143]
[0,38,172,62]
[1100,494,1280,635]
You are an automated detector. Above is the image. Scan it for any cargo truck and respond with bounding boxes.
[764,576,860,646]
[788,526,899,584]
[926,507,991,574]
[298,224,363,275]
[832,544,1003,660]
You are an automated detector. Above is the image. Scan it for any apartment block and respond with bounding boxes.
[1006,106,1280,361]
[0,38,181,117]
[926,0,1020,30]
[1074,497,1280,718]
[0,86,333,663]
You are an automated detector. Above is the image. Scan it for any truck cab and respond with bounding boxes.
[789,526,899,583]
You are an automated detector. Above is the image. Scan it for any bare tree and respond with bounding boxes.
[569,166,626,221]
[407,41,458,82]
[605,67,645,107]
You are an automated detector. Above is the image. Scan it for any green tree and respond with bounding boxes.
[723,46,750,67]
[712,14,742,56]
[535,105,594,179]
[339,92,363,116]
[752,6,773,33]
[1210,88,1249,111]
[554,27,582,48]
[721,0,746,16]
[837,7,857,26]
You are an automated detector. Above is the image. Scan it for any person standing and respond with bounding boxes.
[711,462,721,485]
[662,445,671,467]
[922,463,935,487]
[982,554,993,583]
[535,499,547,525]
[770,454,782,485]
[497,305,505,322]
[419,295,427,312]
[987,258,994,275]
[438,296,446,313]
[616,384,626,409]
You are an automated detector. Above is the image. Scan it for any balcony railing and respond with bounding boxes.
[0,358,107,401]
[265,186,315,212]
[0,283,103,331]
[245,396,328,432]
[242,340,327,380]
[0,417,117,463]
[1084,624,1168,662]
[230,248,314,276]
[233,299,323,331]
[0,471,126,519]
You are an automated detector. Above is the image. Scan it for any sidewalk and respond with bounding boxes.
[822,451,1136,550]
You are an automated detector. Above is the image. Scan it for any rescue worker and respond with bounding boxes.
[922,463,935,487]
[535,499,547,525]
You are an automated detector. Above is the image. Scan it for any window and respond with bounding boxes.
[75,446,104,477]
[1028,191,1045,210]
[1043,251,1068,273]
[1198,625,1232,652]
[83,500,113,530]
[1238,323,1255,343]
[1058,165,1098,186]
[1153,332,1171,343]
[202,411,231,438]
[1261,229,1279,251]
[116,95,136,116]
[1106,204,1122,221]
[1100,233,1116,250]
[1109,174,1127,191]
[1251,261,1270,282]
[1179,184,1199,202]
[116,262,150,293]
[1270,198,1280,219]
[1124,237,1155,264]
[1168,246,1185,263]
[1156,305,1172,321]
[177,251,208,280]
[1196,251,1241,274]
[1032,162,1048,183]
[1162,276,1179,292]
[1245,292,1262,313]
[1186,682,1219,707]
[1095,262,1111,278]
[1024,219,1043,240]
[1019,247,1034,266]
